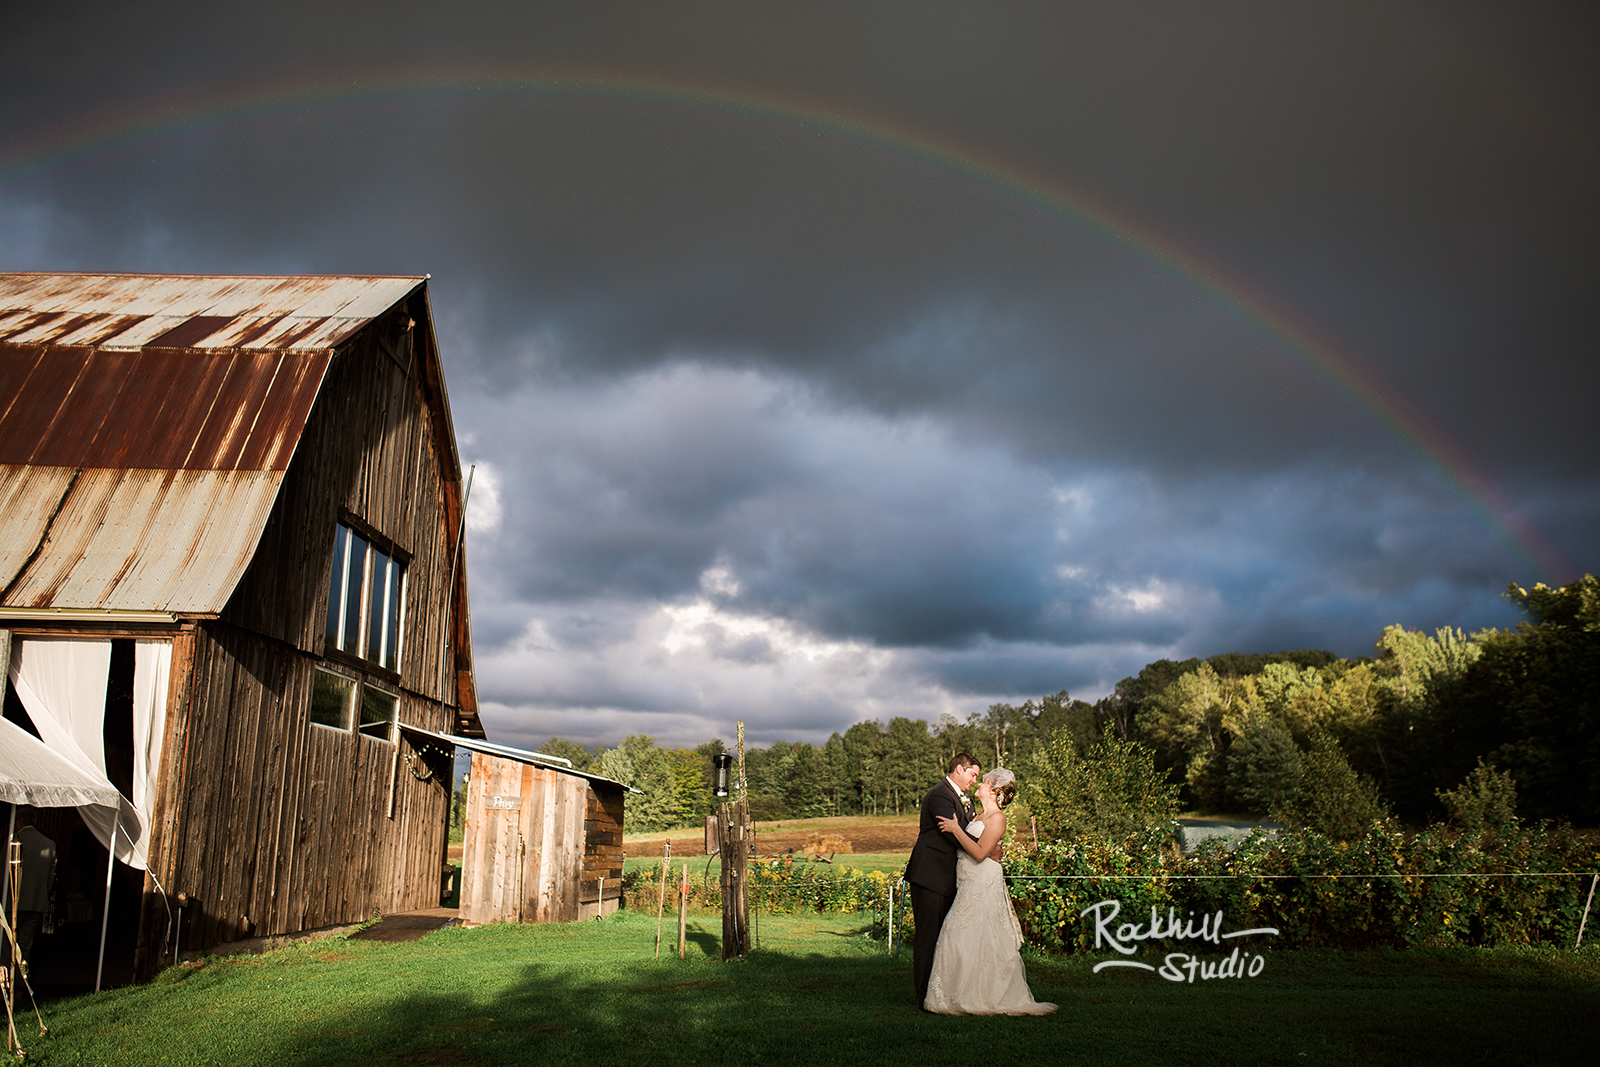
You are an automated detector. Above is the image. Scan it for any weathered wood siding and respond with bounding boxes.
[139,295,468,960]
[460,754,589,925]
[146,623,452,951]
[579,784,626,919]
[224,298,461,705]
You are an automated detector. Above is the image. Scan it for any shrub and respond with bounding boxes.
[1026,732,1180,841]
[1437,760,1520,840]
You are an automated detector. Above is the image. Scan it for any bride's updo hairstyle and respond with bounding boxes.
[984,768,1017,809]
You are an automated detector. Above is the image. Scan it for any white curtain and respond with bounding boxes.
[131,640,171,869]
[6,637,151,869]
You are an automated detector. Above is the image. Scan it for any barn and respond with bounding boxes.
[0,271,483,985]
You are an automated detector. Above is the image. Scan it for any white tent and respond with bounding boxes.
[2,633,171,989]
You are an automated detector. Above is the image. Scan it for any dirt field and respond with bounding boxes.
[625,813,921,858]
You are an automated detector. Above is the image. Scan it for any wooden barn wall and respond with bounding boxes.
[222,298,459,706]
[146,622,453,955]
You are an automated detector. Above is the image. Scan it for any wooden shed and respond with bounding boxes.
[0,272,483,984]
[449,733,627,925]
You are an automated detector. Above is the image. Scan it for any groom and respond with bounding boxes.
[905,753,981,1008]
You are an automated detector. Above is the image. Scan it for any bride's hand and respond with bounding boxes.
[935,814,960,834]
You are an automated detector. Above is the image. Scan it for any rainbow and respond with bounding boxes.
[0,67,1568,582]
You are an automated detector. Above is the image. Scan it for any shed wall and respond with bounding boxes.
[460,754,589,925]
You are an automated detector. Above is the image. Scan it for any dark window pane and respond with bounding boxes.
[384,561,404,672]
[367,547,390,667]
[360,686,398,740]
[310,669,355,730]
[325,525,347,647]
[342,532,367,653]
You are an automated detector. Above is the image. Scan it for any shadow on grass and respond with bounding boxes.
[36,915,1600,1067]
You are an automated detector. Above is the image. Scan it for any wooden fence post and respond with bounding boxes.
[654,841,671,958]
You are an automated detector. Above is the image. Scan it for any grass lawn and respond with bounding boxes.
[19,910,1598,1066]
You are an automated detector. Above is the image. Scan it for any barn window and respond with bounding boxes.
[325,521,406,671]
[310,668,357,730]
[360,686,399,740]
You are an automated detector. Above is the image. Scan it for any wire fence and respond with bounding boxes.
[626,854,1600,954]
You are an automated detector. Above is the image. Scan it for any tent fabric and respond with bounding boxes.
[5,636,152,869]
[0,715,124,810]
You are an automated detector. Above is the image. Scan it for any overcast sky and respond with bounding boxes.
[3,2,1595,750]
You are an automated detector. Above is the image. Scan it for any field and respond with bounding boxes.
[624,812,923,857]
[18,908,1598,1066]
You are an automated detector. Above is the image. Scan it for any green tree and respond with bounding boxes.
[882,717,939,815]
[1227,712,1303,816]
[1026,732,1179,842]
[841,720,887,814]
[1271,731,1389,840]
[537,737,594,770]
[595,735,684,833]
[1369,624,1489,817]
[1097,658,1202,741]
[1137,663,1253,811]
[1032,690,1098,758]
[1437,575,1600,822]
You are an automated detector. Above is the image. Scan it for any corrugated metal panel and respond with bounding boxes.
[0,465,285,613]
[0,272,433,616]
[0,465,77,591]
[0,274,422,350]
[0,345,331,471]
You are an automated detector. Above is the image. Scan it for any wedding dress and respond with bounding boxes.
[923,818,1057,1015]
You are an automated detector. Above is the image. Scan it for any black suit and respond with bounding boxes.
[905,777,975,1006]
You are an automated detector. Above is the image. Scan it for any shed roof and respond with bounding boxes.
[0,273,425,614]
[400,724,635,793]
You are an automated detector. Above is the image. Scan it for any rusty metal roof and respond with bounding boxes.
[0,466,285,612]
[0,272,425,613]
[0,273,423,351]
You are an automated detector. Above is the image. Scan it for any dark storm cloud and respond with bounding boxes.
[2,2,1594,746]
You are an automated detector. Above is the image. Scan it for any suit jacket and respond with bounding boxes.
[904,778,976,897]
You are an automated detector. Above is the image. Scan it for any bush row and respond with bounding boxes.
[622,821,1598,953]
[1006,820,1599,952]
[622,859,904,925]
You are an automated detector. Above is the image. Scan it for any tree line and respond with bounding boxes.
[539,575,1597,836]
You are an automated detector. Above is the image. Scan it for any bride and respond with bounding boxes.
[924,768,1057,1015]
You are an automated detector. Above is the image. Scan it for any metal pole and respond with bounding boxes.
[1577,874,1598,949]
[886,878,894,954]
[96,826,117,992]
[1,805,13,917]
[436,465,475,717]
[7,838,19,1053]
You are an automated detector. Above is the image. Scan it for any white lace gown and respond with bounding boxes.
[924,818,1057,1016]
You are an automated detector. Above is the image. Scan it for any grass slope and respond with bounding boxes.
[21,910,1598,1066]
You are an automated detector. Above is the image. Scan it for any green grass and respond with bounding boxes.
[20,910,1599,1066]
